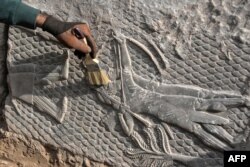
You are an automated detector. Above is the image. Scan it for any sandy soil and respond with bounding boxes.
[0,130,108,167]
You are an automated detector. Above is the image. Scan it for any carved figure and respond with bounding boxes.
[99,32,250,151]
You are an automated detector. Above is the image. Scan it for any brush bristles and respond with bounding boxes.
[87,70,110,85]
[84,55,110,85]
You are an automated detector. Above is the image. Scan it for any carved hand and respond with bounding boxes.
[110,32,250,151]
[36,13,98,58]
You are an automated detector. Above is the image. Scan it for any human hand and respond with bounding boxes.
[36,13,97,58]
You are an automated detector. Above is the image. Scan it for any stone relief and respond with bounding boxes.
[8,45,70,123]
[3,0,250,167]
[95,32,250,166]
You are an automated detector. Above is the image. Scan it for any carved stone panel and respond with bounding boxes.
[4,0,250,167]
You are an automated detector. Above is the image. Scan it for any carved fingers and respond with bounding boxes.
[196,97,246,112]
[202,124,234,145]
[195,100,227,112]
[192,124,232,151]
[190,112,230,125]
[199,89,242,99]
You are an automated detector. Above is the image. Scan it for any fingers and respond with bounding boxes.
[56,23,97,58]
[73,37,92,53]
[202,124,234,144]
[193,124,231,151]
[208,102,227,112]
[197,101,227,112]
[57,32,91,54]
[85,34,98,58]
[207,98,245,107]
[75,24,98,58]
[190,112,230,125]
[197,98,245,112]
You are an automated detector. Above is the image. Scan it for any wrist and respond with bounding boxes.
[42,16,76,36]
[36,13,49,28]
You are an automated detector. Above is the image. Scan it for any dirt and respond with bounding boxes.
[0,130,108,167]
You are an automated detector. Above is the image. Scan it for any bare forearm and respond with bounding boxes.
[35,13,48,28]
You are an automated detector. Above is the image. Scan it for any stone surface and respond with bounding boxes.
[3,0,250,166]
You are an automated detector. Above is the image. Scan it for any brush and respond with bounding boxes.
[72,28,110,85]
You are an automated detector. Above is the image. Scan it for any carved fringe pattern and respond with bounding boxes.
[126,126,174,167]
[96,89,199,167]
